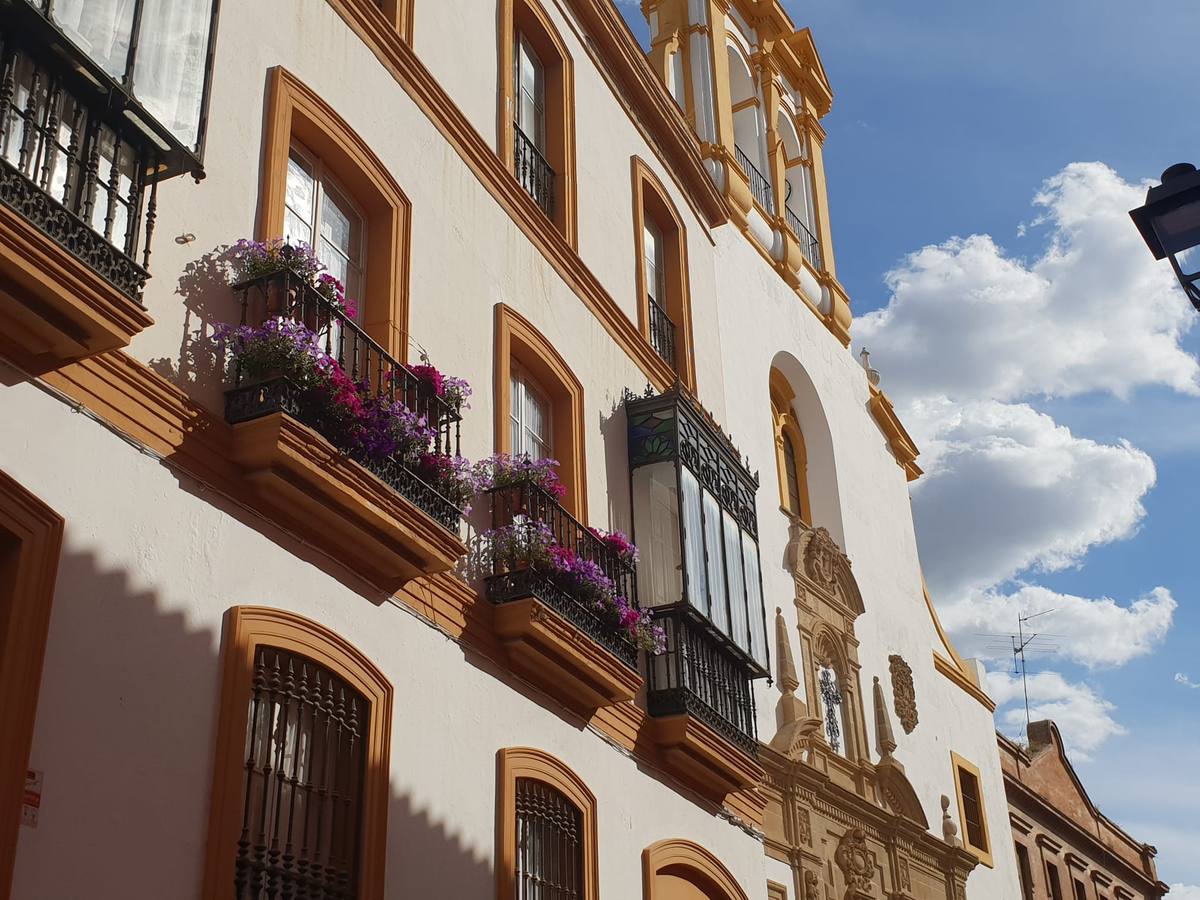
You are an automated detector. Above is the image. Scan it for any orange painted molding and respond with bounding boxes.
[642,838,751,900]
[867,386,922,481]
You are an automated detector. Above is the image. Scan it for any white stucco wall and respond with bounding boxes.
[4,1,1019,897]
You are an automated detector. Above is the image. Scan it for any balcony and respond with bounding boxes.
[484,480,645,714]
[785,205,823,272]
[514,123,555,220]
[0,2,217,370]
[647,295,677,371]
[735,145,775,216]
[625,384,769,799]
[223,269,468,590]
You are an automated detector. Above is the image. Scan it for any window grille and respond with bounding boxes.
[235,646,367,900]
[515,777,584,900]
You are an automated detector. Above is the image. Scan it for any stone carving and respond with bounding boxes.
[785,520,865,615]
[835,828,876,899]
[940,795,960,847]
[804,869,821,900]
[897,857,912,893]
[770,607,823,759]
[888,654,918,734]
[871,677,929,828]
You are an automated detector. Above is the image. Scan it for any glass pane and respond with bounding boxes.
[742,531,767,667]
[320,188,355,259]
[633,463,683,609]
[679,467,707,614]
[702,490,727,634]
[510,373,525,456]
[723,511,749,653]
[132,0,214,149]
[284,152,315,245]
[52,0,135,82]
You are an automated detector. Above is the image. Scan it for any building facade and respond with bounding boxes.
[0,0,1020,898]
[1000,723,1168,900]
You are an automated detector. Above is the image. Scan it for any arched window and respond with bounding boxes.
[817,663,846,757]
[769,371,812,523]
[631,157,696,388]
[642,839,750,900]
[782,431,803,516]
[495,304,587,517]
[500,0,577,243]
[498,749,598,900]
[203,607,393,900]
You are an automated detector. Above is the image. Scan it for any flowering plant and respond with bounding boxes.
[408,362,472,410]
[314,273,358,319]
[587,527,639,565]
[230,238,323,283]
[413,452,476,513]
[473,453,566,500]
[212,319,333,390]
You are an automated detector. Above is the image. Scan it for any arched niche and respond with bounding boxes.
[642,839,749,900]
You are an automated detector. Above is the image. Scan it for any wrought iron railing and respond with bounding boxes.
[647,296,676,370]
[514,123,555,220]
[734,145,774,216]
[485,481,640,668]
[785,205,822,271]
[0,27,157,299]
[645,605,758,754]
[224,269,464,532]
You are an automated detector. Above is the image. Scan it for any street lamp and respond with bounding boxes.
[1130,163,1200,311]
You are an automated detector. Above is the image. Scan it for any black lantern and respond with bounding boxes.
[1130,163,1200,311]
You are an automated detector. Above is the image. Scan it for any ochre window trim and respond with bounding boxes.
[642,838,749,900]
[342,0,413,44]
[631,156,696,390]
[769,369,812,523]
[202,606,394,900]
[499,0,578,246]
[494,303,587,520]
[496,747,598,900]
[260,66,413,361]
[0,472,63,900]
[950,750,994,868]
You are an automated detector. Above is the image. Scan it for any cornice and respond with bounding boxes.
[867,385,922,481]
[933,652,996,712]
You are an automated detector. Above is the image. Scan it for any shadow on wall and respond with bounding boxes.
[10,544,494,898]
[148,244,243,414]
[599,398,632,535]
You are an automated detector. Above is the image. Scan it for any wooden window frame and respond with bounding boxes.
[950,750,994,868]
[641,838,749,900]
[499,0,578,245]
[0,473,63,900]
[260,66,413,361]
[769,370,812,523]
[496,747,598,900]
[202,607,393,900]
[494,303,587,520]
[631,156,696,390]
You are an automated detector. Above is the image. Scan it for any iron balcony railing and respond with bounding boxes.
[785,205,823,271]
[485,481,640,668]
[734,145,774,217]
[0,26,158,299]
[647,296,677,371]
[224,269,464,532]
[513,123,555,220]
[645,605,758,754]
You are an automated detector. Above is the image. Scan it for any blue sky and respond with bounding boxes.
[614,1,1200,889]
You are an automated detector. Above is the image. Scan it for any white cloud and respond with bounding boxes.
[1175,673,1200,689]
[856,162,1199,405]
[942,584,1175,670]
[987,670,1124,760]
[906,398,1155,599]
[1169,885,1200,900]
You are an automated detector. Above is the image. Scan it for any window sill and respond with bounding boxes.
[0,200,153,374]
[487,578,644,716]
[649,713,764,802]
[226,411,467,590]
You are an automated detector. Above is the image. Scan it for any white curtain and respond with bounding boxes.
[679,467,707,615]
[722,511,749,653]
[132,0,213,149]
[742,531,767,668]
[52,0,135,80]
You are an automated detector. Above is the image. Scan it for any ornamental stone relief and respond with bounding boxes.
[888,654,918,734]
[835,828,877,899]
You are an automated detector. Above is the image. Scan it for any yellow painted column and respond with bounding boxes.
[756,52,786,219]
[706,0,736,155]
[803,105,836,279]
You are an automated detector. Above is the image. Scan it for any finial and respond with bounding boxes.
[872,675,897,759]
[859,347,881,387]
[941,794,960,846]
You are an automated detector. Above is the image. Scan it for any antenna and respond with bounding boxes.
[1014,609,1056,737]
[974,610,1060,743]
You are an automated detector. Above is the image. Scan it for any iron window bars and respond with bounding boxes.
[734,144,774,217]
[224,269,465,533]
[514,122,555,220]
[625,383,769,747]
[484,480,641,669]
[647,295,677,371]
[784,204,822,271]
[514,777,584,900]
[236,645,366,900]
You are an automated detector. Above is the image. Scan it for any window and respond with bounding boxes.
[236,646,367,897]
[500,0,576,241]
[769,370,812,523]
[1048,864,1065,900]
[782,432,803,515]
[510,364,552,460]
[1075,878,1090,900]
[631,157,696,387]
[951,751,993,867]
[817,663,846,756]
[285,142,366,313]
[1016,843,1035,900]
[203,607,393,900]
[497,748,597,900]
[643,839,750,900]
